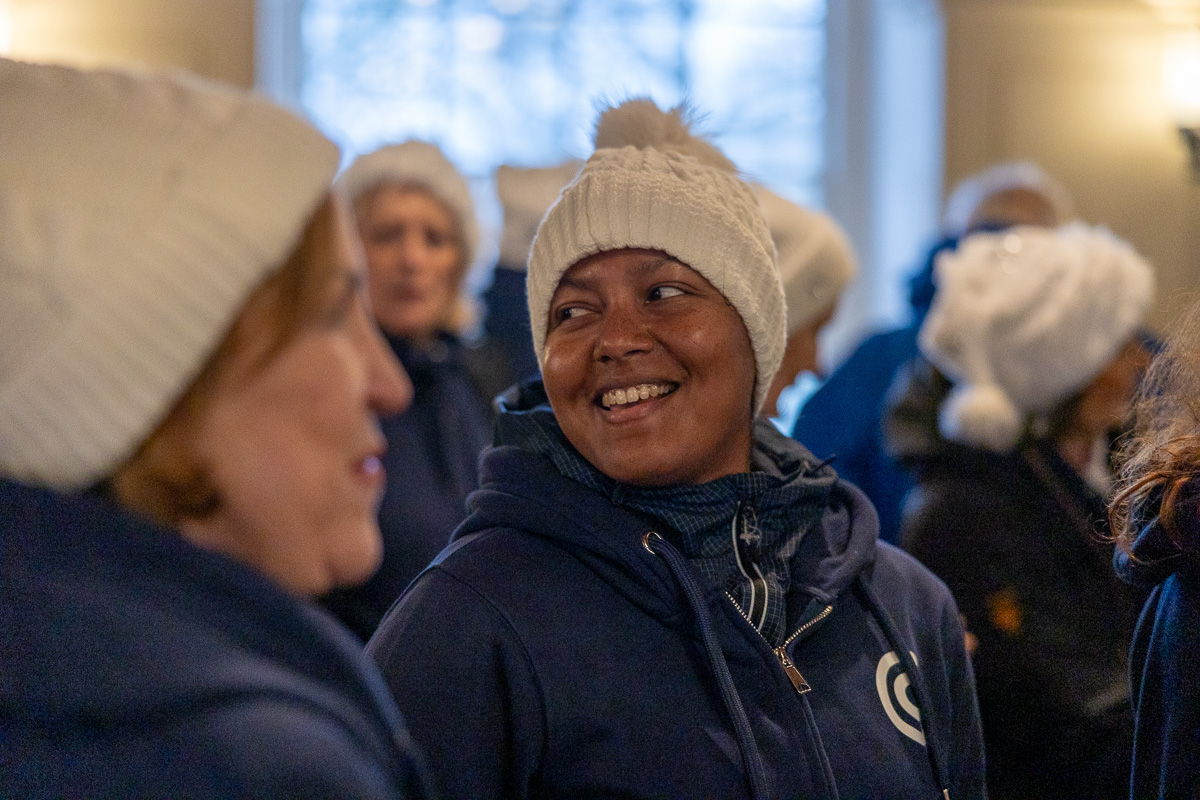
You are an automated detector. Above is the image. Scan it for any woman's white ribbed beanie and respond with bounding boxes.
[920,223,1154,452]
[526,99,785,414]
[0,58,340,490]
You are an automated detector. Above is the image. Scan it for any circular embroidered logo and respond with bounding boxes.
[875,651,926,746]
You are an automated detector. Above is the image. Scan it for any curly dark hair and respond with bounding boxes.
[1111,300,1200,553]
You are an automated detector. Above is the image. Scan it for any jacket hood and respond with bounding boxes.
[0,480,393,736]
[456,380,880,619]
[1115,486,1200,589]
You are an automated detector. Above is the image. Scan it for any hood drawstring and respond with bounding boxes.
[643,531,770,800]
[854,577,953,800]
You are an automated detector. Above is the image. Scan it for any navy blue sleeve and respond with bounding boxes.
[368,565,546,799]
[200,702,432,799]
[0,700,427,799]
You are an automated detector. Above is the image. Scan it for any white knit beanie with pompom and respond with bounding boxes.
[920,223,1154,452]
[527,99,785,414]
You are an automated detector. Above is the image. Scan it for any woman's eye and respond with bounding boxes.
[648,285,685,302]
[426,229,453,249]
[556,305,589,323]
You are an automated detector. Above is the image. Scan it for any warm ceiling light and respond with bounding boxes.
[1163,28,1200,177]
[1164,30,1200,125]
[0,0,12,56]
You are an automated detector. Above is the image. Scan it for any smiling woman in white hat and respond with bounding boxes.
[367,98,985,800]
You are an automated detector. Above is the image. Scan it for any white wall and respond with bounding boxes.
[2,0,254,86]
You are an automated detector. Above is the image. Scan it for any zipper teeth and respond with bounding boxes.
[784,604,833,647]
[725,591,833,649]
[725,590,756,627]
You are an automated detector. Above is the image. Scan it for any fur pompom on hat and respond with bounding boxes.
[920,223,1154,452]
[753,186,857,334]
[0,58,340,490]
[527,99,785,413]
[496,160,581,270]
[337,140,480,271]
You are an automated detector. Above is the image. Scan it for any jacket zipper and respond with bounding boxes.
[725,591,832,695]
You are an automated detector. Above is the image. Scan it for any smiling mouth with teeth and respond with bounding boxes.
[599,382,677,409]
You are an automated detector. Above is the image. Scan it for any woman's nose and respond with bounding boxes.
[365,319,413,415]
[592,302,654,362]
[396,232,428,272]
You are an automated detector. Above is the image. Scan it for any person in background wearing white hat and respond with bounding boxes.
[892,224,1153,799]
[481,160,582,386]
[0,59,430,796]
[366,98,985,799]
[753,186,858,422]
[793,161,1073,546]
[325,141,504,641]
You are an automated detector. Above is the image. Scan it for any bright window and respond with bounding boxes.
[299,0,825,209]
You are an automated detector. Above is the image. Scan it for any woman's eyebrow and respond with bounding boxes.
[637,255,678,276]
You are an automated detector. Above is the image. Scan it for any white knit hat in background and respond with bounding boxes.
[753,186,857,335]
[527,99,785,414]
[919,223,1154,452]
[942,161,1074,237]
[496,160,581,269]
[337,140,481,271]
[0,58,340,490]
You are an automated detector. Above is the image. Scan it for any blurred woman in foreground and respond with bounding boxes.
[0,58,427,797]
[1112,300,1200,799]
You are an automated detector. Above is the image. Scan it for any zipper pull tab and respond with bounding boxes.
[773,646,811,694]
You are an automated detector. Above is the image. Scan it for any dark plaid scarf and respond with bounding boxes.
[499,403,834,645]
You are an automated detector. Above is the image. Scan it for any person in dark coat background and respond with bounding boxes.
[893,224,1153,799]
[367,98,986,800]
[481,159,581,386]
[323,140,506,640]
[0,57,429,798]
[1111,299,1200,800]
[793,162,1073,544]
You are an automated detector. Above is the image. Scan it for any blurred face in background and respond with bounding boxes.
[967,187,1061,232]
[356,184,465,344]
[542,248,756,486]
[114,193,413,596]
[1074,336,1152,436]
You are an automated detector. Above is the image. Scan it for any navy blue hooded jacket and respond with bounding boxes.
[1115,492,1200,799]
[368,387,985,799]
[0,479,430,799]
